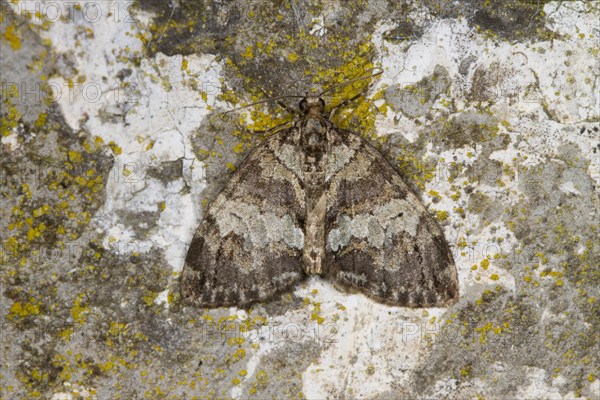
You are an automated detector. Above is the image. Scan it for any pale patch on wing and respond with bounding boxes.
[330,150,371,182]
[214,199,304,250]
[327,198,421,251]
[271,162,305,203]
[375,197,422,237]
[337,270,368,285]
[273,142,303,175]
[325,140,355,180]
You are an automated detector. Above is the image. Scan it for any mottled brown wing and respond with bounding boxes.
[324,129,459,307]
[180,127,307,307]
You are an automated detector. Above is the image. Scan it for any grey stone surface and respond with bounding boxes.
[1,1,599,399]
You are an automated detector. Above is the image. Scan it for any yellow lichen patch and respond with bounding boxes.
[145,140,155,151]
[4,25,21,50]
[59,326,74,342]
[251,314,268,327]
[244,108,293,133]
[71,293,89,325]
[68,150,83,163]
[428,190,441,201]
[249,370,268,395]
[232,142,245,154]
[436,210,449,221]
[310,301,325,325]
[226,336,245,349]
[242,46,254,59]
[8,298,41,320]
[75,176,88,186]
[21,183,32,198]
[474,320,510,344]
[105,322,130,347]
[480,259,490,270]
[109,141,122,155]
[226,348,246,365]
[34,113,47,128]
[395,148,436,189]
[460,365,472,377]
[1,86,23,136]
[142,290,158,307]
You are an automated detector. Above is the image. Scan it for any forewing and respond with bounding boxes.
[181,127,307,307]
[324,129,459,307]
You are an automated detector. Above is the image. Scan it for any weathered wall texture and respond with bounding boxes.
[1,1,598,399]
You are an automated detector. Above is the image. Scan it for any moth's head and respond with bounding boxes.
[299,96,325,116]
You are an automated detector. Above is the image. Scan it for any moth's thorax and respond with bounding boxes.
[300,117,327,154]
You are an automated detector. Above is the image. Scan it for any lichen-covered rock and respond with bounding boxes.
[1,1,598,399]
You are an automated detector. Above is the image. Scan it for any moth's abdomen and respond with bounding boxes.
[301,117,329,275]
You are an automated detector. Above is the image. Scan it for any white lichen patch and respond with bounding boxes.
[28,1,224,273]
[297,278,449,399]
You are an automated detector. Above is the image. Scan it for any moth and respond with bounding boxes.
[181,78,459,308]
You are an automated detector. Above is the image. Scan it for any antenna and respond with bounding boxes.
[220,95,305,116]
[219,67,383,117]
[318,67,384,97]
